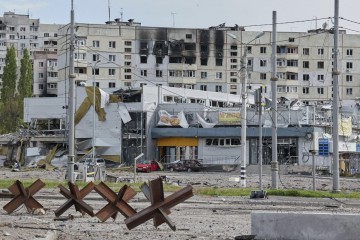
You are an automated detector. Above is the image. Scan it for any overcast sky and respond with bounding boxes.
[0,0,359,33]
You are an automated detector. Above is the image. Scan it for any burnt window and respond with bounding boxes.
[200,45,208,52]
[140,56,147,64]
[184,43,196,51]
[230,45,237,50]
[169,57,182,63]
[201,58,208,66]
[185,57,196,64]
[156,57,163,64]
[186,34,192,39]
[216,58,223,66]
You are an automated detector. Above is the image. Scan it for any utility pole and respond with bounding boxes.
[66,0,76,182]
[332,0,340,192]
[240,49,248,188]
[256,87,263,190]
[271,11,279,189]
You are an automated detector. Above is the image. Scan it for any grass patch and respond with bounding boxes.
[1,179,360,199]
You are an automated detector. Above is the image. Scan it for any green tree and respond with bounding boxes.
[1,46,17,102]
[0,95,23,134]
[18,48,32,98]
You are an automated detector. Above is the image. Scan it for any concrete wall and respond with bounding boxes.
[252,211,360,240]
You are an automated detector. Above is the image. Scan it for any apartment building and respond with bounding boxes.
[0,12,61,97]
[56,21,360,106]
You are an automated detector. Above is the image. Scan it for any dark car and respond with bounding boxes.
[165,159,202,172]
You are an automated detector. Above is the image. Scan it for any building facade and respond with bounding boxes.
[0,12,61,97]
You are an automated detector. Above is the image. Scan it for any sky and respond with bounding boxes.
[0,0,360,33]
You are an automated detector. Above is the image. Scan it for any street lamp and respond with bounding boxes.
[227,32,265,188]
[91,60,101,166]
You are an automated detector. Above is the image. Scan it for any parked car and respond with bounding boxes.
[136,160,161,173]
[165,159,203,172]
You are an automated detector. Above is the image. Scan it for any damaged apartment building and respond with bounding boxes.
[1,14,360,172]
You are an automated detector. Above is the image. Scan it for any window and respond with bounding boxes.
[74,53,86,60]
[200,58,208,66]
[109,82,115,88]
[230,78,237,83]
[287,47,297,54]
[48,83,57,89]
[186,34,192,39]
[317,87,324,94]
[169,70,182,77]
[303,87,309,94]
[39,73,44,78]
[247,59,252,66]
[39,84,44,90]
[230,85,237,89]
[216,58,223,66]
[124,41,132,46]
[156,57,163,64]
[260,60,267,67]
[183,70,195,77]
[260,73,266,80]
[289,37,295,42]
[317,74,324,81]
[215,72,222,79]
[318,48,324,55]
[303,61,309,68]
[156,70,163,77]
[346,49,353,56]
[125,55,131,60]
[346,88,353,95]
[124,69,131,73]
[230,72,237,77]
[9,26,15,31]
[230,59,237,63]
[230,45,237,50]
[317,61,324,69]
[287,60,298,67]
[230,52,237,57]
[200,85,207,91]
[109,55,116,61]
[215,85,222,92]
[201,72,207,79]
[39,62,44,67]
[108,41,116,48]
[140,56,147,64]
[287,73,298,80]
[346,75,352,82]
[124,82,132,87]
[125,75,131,79]
[346,62,353,69]
[93,54,100,61]
[260,47,266,54]
[20,27,26,31]
[9,35,15,40]
[92,68,99,75]
[303,74,310,81]
[247,46,252,54]
[93,40,100,47]
[141,70,147,76]
[231,65,237,69]
[108,69,115,75]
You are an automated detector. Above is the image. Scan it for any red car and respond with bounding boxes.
[136,160,160,173]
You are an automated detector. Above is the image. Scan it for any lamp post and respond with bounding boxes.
[227,32,264,188]
[92,60,101,165]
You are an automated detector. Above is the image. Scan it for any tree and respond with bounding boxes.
[0,46,17,102]
[18,48,32,98]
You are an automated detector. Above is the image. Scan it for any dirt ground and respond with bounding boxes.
[1,168,360,240]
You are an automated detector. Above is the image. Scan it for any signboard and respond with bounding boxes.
[219,111,241,124]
